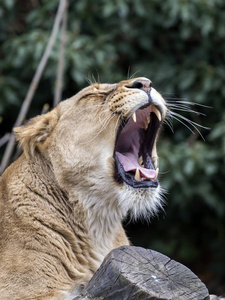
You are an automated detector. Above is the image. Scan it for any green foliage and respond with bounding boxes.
[1,0,225,294]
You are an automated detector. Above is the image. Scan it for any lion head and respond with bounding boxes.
[14,77,167,223]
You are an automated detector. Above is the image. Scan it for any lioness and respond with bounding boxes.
[0,77,167,299]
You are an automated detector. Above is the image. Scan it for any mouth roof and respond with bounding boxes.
[114,104,161,188]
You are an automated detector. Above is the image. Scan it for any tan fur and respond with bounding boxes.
[0,78,166,299]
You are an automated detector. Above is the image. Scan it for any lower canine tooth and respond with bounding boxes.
[144,116,151,130]
[132,112,136,122]
[153,168,159,181]
[138,156,143,166]
[144,120,148,130]
[135,168,141,181]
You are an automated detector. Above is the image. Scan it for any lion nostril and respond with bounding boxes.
[131,79,152,92]
[132,81,144,89]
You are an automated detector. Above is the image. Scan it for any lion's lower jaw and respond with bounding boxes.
[118,184,164,221]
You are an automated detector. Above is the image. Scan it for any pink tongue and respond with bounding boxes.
[116,152,156,179]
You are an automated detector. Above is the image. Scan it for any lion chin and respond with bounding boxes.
[0,77,167,299]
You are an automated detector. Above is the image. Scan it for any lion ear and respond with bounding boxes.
[14,110,58,157]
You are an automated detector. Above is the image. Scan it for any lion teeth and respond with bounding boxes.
[152,106,162,122]
[144,120,148,130]
[138,156,143,167]
[144,116,151,130]
[152,156,158,169]
[144,119,148,130]
[153,168,159,181]
[132,112,137,122]
[134,168,140,181]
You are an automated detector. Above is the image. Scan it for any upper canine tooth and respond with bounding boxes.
[153,168,159,181]
[152,106,162,122]
[152,156,158,169]
[135,168,141,181]
[132,112,137,122]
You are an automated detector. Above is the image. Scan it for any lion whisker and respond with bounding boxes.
[167,105,206,116]
[168,113,196,136]
[98,107,112,125]
[164,118,174,133]
[99,111,115,131]
[168,110,210,141]
[167,100,211,109]
[169,111,210,130]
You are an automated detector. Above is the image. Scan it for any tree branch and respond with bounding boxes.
[53,0,68,107]
[0,133,11,148]
[0,0,67,174]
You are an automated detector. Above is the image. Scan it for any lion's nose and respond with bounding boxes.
[131,78,152,93]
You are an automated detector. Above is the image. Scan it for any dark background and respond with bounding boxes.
[0,0,225,295]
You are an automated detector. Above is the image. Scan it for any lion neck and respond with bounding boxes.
[69,186,126,256]
[28,153,126,257]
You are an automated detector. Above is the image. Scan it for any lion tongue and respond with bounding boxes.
[116,152,156,179]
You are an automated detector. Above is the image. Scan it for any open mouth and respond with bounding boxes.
[114,104,162,188]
